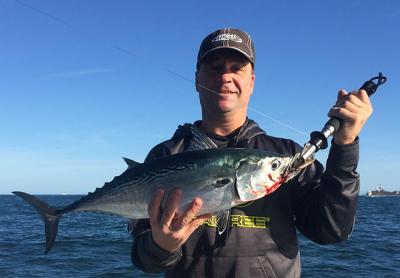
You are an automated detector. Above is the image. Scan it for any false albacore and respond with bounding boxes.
[13,149,292,253]
[13,125,295,254]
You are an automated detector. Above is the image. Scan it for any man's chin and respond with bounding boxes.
[215,105,235,114]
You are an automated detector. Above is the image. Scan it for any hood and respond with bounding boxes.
[172,118,266,147]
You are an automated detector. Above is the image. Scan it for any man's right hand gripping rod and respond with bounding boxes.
[292,72,387,170]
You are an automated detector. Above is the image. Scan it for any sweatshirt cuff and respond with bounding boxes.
[145,232,182,263]
[327,137,359,171]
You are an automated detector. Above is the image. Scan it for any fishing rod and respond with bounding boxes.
[286,72,387,179]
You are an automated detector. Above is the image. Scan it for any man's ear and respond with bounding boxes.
[250,74,255,95]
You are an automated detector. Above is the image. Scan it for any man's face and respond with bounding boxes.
[196,49,255,116]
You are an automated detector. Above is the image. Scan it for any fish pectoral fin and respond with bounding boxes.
[216,209,230,235]
[212,178,234,188]
[122,157,141,168]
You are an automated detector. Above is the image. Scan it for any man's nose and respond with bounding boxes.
[218,69,233,83]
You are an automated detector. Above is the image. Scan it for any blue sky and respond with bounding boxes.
[0,0,399,194]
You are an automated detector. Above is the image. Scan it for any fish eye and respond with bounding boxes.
[271,159,281,170]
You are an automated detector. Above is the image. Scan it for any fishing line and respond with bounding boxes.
[12,0,308,137]
[248,108,308,136]
[13,0,140,60]
[195,83,308,137]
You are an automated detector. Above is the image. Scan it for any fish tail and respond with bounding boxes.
[13,191,61,254]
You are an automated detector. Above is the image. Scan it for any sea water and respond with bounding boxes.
[0,195,399,277]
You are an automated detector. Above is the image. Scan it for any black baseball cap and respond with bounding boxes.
[197,28,256,68]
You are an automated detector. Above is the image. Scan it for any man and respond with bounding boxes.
[131,28,372,277]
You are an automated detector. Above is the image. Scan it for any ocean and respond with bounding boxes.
[0,195,399,277]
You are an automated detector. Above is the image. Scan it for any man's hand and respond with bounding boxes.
[148,188,211,253]
[328,89,373,145]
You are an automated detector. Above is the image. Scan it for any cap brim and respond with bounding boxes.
[198,46,254,65]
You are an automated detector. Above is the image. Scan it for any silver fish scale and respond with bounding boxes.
[73,162,196,216]
[109,163,192,195]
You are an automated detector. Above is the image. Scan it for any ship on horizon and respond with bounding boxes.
[366,185,400,197]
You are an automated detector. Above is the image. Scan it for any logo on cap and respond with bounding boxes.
[211,33,243,43]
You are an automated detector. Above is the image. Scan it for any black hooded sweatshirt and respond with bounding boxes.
[131,119,360,277]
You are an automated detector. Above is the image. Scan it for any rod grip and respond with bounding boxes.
[325,117,341,133]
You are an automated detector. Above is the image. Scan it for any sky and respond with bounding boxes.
[0,0,399,194]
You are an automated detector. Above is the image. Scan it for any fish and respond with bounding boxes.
[13,126,294,254]
[13,149,292,253]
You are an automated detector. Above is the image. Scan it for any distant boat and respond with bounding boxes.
[61,193,67,196]
[366,185,400,197]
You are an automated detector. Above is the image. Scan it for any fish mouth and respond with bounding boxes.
[268,173,280,184]
[265,176,286,195]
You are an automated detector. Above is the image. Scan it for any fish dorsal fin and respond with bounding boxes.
[216,209,230,235]
[127,218,139,234]
[182,124,217,151]
[122,157,141,168]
